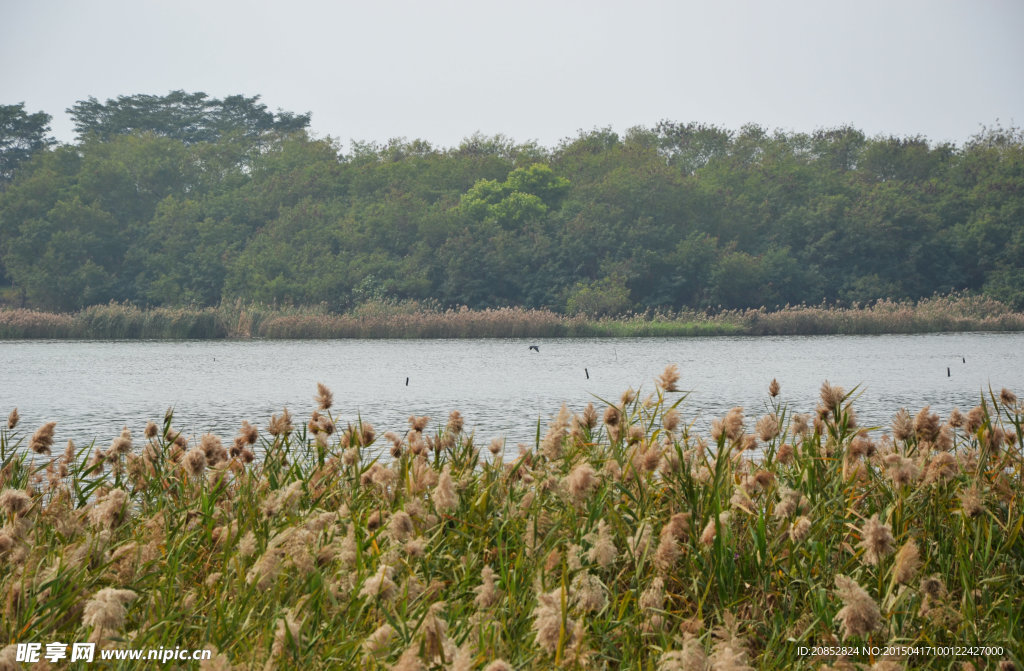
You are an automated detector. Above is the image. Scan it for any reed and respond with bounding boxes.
[1,374,1021,669]
[739,293,1024,336]
[3,293,1021,340]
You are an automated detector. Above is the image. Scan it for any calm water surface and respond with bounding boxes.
[3,333,1023,454]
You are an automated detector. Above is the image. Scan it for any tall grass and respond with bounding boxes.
[3,293,1023,340]
[1,373,1021,669]
[739,293,1024,336]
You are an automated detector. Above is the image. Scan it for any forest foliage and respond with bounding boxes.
[1,93,1023,314]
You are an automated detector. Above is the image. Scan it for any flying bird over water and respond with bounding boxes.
[529,345,540,352]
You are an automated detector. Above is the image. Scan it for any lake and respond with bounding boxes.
[2,332,1022,455]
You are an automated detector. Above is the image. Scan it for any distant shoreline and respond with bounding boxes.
[3,293,1023,340]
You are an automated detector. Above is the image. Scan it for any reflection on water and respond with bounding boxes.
[2,333,1022,453]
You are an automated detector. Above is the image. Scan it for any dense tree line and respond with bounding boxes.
[1,93,1022,313]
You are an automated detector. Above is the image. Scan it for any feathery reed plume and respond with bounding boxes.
[183,446,207,478]
[584,520,618,568]
[474,565,501,609]
[889,409,912,441]
[922,452,958,485]
[109,427,132,457]
[362,623,396,660]
[409,415,430,432]
[1000,388,1017,406]
[756,413,780,442]
[654,528,680,573]
[198,646,232,671]
[920,574,946,601]
[401,535,426,557]
[775,442,793,465]
[710,613,754,671]
[789,515,812,543]
[935,424,953,451]
[603,404,621,429]
[639,576,666,631]
[730,486,756,515]
[359,421,375,446]
[700,512,729,546]
[433,464,458,514]
[310,411,335,437]
[392,645,426,671]
[965,406,985,433]
[774,486,808,519]
[665,512,691,541]
[570,571,608,612]
[882,452,919,488]
[820,381,846,415]
[315,382,333,410]
[565,462,599,503]
[657,364,681,392]
[0,645,22,671]
[29,421,56,455]
[267,610,303,667]
[892,539,920,585]
[769,378,781,397]
[658,633,707,671]
[0,488,31,517]
[790,413,810,438]
[532,587,579,656]
[482,662,514,671]
[6,408,18,430]
[88,488,127,530]
[958,485,985,517]
[82,587,137,642]
[422,601,450,663]
[658,408,679,436]
[541,404,571,460]
[914,406,941,444]
[856,514,894,566]
[833,575,882,640]
[388,510,415,542]
[581,402,598,430]
[447,410,464,434]
[360,564,398,602]
[723,407,744,442]
[268,408,293,436]
[200,433,228,465]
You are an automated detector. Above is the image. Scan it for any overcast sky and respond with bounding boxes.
[2,0,1022,150]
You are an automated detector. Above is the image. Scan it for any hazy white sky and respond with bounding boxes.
[2,0,1022,149]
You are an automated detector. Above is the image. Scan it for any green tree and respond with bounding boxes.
[3,197,121,309]
[710,250,764,309]
[68,91,310,144]
[0,103,55,185]
[565,274,631,316]
[654,120,732,174]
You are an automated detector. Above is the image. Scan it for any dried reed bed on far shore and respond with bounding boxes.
[740,294,1024,336]
[2,293,1023,340]
[1,372,1022,669]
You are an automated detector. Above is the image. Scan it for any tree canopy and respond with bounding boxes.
[1,93,1022,313]
[67,90,310,144]
[0,103,55,184]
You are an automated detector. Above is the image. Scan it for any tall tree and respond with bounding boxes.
[67,91,310,144]
[0,103,55,185]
